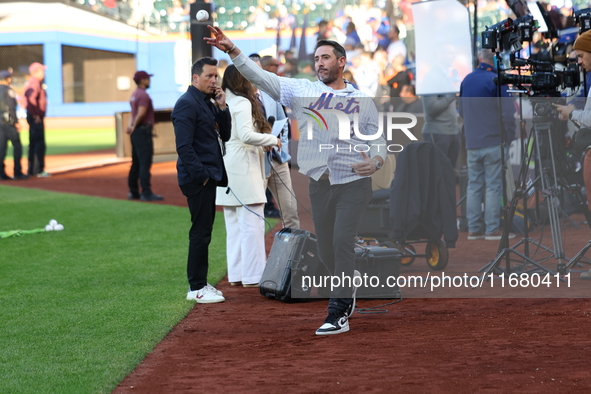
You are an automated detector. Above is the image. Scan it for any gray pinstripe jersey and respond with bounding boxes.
[232,52,386,185]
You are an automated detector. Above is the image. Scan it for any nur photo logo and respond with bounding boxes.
[302,93,419,153]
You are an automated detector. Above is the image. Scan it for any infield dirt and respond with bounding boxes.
[5,151,591,393]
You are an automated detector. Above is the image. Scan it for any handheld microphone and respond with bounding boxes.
[267,116,280,155]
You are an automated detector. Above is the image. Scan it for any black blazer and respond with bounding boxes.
[172,85,232,186]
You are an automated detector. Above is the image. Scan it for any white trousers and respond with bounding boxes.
[223,204,266,284]
[267,161,300,229]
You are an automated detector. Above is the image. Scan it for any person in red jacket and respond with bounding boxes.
[126,71,163,201]
[24,62,49,178]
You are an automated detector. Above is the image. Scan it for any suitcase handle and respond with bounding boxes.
[278,228,317,241]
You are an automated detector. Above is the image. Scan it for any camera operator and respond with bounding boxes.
[554,32,591,127]
[553,29,591,279]
[460,48,517,241]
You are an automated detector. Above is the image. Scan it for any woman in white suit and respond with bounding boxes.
[216,65,281,287]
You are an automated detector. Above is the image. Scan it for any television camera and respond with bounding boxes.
[574,7,591,35]
[482,15,580,97]
[477,2,591,280]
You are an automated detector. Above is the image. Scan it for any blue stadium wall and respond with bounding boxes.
[0,28,316,118]
[0,29,183,117]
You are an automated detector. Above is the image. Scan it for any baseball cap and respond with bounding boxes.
[29,62,47,74]
[133,71,153,82]
[0,70,12,80]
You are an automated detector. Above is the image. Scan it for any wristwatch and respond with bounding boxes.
[373,158,382,170]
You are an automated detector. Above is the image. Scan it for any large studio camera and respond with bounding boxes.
[574,7,591,34]
[482,15,580,97]
[494,59,580,96]
[482,15,536,54]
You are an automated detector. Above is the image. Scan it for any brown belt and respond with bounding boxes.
[319,174,330,180]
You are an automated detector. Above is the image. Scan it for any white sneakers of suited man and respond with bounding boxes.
[44,219,64,231]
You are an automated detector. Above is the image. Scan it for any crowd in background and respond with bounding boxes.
[256,0,419,108]
[76,0,198,29]
[77,0,586,106]
[73,0,420,99]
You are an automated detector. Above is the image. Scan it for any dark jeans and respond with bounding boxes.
[425,133,461,169]
[26,115,45,175]
[308,177,372,304]
[0,124,23,176]
[128,125,154,195]
[180,179,217,291]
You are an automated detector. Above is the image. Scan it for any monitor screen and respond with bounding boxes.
[412,0,473,95]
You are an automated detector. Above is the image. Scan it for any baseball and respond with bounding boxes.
[49,219,58,226]
[54,224,64,231]
[45,225,53,231]
[196,10,209,22]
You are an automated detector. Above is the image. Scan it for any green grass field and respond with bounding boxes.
[0,185,228,393]
[5,128,116,159]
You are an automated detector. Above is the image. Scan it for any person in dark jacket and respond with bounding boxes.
[0,70,27,180]
[459,48,516,241]
[554,30,591,279]
[171,57,232,303]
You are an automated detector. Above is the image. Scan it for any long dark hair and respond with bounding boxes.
[221,65,271,134]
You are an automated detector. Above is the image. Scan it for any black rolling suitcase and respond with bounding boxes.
[354,245,402,298]
[259,228,321,302]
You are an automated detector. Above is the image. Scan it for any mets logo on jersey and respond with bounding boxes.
[301,93,418,153]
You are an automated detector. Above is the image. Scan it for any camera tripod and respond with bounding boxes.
[479,97,591,279]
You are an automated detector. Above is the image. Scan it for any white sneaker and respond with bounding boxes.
[187,286,225,303]
[206,283,223,296]
[315,311,350,335]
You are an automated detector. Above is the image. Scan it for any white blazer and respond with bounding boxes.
[216,90,278,207]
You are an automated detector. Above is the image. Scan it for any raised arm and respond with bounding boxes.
[204,26,283,102]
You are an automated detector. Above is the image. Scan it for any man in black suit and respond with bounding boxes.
[172,57,231,303]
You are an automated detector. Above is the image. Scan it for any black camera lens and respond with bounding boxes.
[534,102,553,116]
